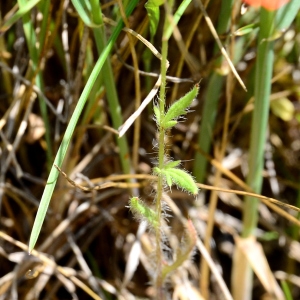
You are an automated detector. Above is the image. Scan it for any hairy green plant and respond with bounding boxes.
[129,81,199,296]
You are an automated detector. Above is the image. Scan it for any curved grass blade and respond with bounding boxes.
[28,0,139,253]
[0,0,41,33]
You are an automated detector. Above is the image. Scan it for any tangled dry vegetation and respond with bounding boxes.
[0,0,300,299]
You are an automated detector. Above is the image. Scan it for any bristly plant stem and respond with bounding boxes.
[155,15,169,300]
[154,0,177,295]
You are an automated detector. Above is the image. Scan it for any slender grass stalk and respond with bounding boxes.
[0,0,41,33]
[28,0,138,252]
[18,0,53,169]
[193,0,233,184]
[89,0,132,176]
[116,0,141,171]
[281,280,293,300]
[237,3,300,298]
[195,3,233,297]
[242,10,275,241]
[236,8,275,300]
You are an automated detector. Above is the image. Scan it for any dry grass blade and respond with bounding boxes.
[100,15,170,137]
[54,164,143,190]
[118,75,162,137]
[233,236,284,300]
[196,0,247,91]
[55,164,300,221]
[0,231,102,300]
[102,15,169,64]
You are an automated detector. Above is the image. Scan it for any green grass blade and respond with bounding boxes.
[236,8,278,300]
[89,0,133,176]
[193,0,233,183]
[164,0,193,41]
[28,1,138,252]
[242,9,276,237]
[18,0,53,169]
[0,0,41,33]
[71,0,95,27]
[145,0,164,38]
[276,0,300,30]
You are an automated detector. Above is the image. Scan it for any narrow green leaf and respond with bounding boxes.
[233,23,258,36]
[161,168,198,195]
[145,0,164,38]
[162,84,199,126]
[153,166,161,175]
[28,0,139,253]
[71,0,96,27]
[0,0,41,33]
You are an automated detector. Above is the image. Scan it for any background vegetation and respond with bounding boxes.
[0,0,300,299]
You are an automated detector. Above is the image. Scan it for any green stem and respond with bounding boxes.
[18,0,53,170]
[28,0,138,252]
[90,0,132,176]
[155,21,169,300]
[236,8,275,300]
[243,9,275,237]
[193,0,233,183]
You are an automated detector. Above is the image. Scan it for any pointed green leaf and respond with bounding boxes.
[145,0,164,38]
[162,84,199,126]
[161,168,198,195]
[233,23,259,36]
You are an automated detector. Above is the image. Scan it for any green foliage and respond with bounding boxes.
[130,197,158,228]
[145,0,164,38]
[163,120,178,129]
[154,166,198,195]
[281,280,293,300]
[28,0,139,253]
[233,23,259,36]
[129,75,199,291]
[162,84,199,128]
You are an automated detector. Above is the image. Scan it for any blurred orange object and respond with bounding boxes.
[243,0,290,10]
